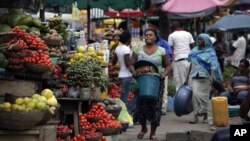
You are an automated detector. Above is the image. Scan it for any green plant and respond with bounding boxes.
[223,66,236,79]
[168,79,176,97]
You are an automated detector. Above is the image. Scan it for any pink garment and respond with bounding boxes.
[161,0,231,13]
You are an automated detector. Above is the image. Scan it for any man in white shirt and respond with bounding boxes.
[112,31,133,103]
[168,21,195,90]
[230,31,247,68]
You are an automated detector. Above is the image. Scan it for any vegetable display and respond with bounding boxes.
[66,57,103,87]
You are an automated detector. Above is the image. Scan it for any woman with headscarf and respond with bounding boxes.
[188,33,223,124]
[130,29,172,140]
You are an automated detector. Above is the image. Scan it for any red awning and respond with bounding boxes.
[104,7,153,17]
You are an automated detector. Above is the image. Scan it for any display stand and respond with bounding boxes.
[57,98,101,136]
[57,98,83,136]
[0,125,56,141]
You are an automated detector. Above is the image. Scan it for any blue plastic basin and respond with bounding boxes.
[137,73,160,100]
[174,84,193,117]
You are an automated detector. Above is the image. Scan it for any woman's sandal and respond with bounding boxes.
[202,119,208,124]
[137,129,148,139]
[150,134,158,140]
[189,116,199,124]
[202,113,208,124]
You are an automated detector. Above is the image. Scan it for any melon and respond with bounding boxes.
[16,15,33,26]
[32,17,41,27]
[7,14,22,27]
[19,25,30,31]
[0,24,11,33]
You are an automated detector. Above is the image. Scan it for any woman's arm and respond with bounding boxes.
[210,69,215,85]
[161,54,172,78]
[124,54,131,67]
[129,52,138,76]
[184,64,192,85]
[111,52,118,66]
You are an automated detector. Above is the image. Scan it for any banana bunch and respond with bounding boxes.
[48,16,63,29]
[40,22,50,34]
[48,16,67,39]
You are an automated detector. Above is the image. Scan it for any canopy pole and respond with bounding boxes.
[39,2,45,22]
[87,0,91,41]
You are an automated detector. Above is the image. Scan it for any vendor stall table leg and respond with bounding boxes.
[57,98,82,136]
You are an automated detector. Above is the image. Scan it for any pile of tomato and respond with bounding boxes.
[108,83,121,98]
[5,27,52,72]
[11,27,48,50]
[108,83,135,103]
[80,103,122,129]
[23,50,52,66]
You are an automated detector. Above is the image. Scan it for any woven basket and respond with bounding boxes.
[0,110,46,130]
[57,131,71,138]
[43,38,62,46]
[26,63,51,74]
[39,105,60,125]
[87,117,101,123]
[86,132,102,141]
[96,127,121,136]
[5,51,27,58]
[6,65,26,72]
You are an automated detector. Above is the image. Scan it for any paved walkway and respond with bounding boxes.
[116,104,242,141]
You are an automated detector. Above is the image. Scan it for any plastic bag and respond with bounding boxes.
[72,2,80,21]
[115,98,133,126]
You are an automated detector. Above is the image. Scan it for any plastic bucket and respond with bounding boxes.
[136,73,160,100]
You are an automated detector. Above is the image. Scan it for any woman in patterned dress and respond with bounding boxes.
[130,29,172,140]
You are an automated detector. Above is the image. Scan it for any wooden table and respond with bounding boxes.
[0,125,56,141]
[57,98,101,136]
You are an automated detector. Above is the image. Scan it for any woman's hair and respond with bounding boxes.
[119,31,131,44]
[240,59,250,68]
[144,28,159,40]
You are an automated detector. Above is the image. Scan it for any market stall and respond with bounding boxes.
[0,2,128,140]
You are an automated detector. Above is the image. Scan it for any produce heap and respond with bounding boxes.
[79,103,122,130]
[4,27,52,72]
[66,57,103,87]
[45,16,67,39]
[0,89,58,114]
[43,29,67,58]
[40,16,68,60]
[0,9,41,34]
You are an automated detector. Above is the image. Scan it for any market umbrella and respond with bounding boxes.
[104,7,153,18]
[230,0,250,11]
[207,15,250,31]
[161,0,231,19]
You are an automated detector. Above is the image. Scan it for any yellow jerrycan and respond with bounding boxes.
[212,97,229,127]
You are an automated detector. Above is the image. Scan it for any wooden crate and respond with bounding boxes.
[0,125,56,141]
